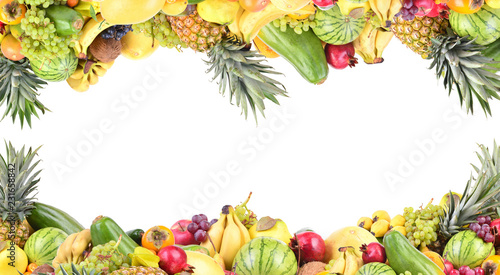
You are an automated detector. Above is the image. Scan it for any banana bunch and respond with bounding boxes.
[328,246,364,275]
[73,13,117,59]
[353,21,394,64]
[200,205,250,270]
[67,58,114,92]
[52,229,92,269]
[228,2,316,43]
[368,0,403,29]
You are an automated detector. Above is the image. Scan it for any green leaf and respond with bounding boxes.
[90,5,98,22]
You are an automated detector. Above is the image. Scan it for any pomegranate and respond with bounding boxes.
[413,0,434,15]
[158,245,194,275]
[359,242,386,263]
[313,0,335,10]
[324,43,357,69]
[289,232,326,264]
[489,218,500,245]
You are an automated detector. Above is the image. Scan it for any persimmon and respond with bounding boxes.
[253,36,279,59]
[0,0,26,25]
[447,0,483,14]
[1,34,24,61]
[141,225,175,252]
[482,255,500,275]
[66,0,79,8]
[27,263,38,273]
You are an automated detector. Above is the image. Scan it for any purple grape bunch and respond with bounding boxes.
[100,25,133,41]
[396,0,419,21]
[187,214,218,242]
[469,215,494,243]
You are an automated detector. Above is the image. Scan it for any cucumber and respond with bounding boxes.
[91,215,139,261]
[383,230,445,275]
[44,5,84,36]
[257,23,329,85]
[126,228,144,246]
[26,202,84,235]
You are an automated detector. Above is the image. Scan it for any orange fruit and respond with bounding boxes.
[1,33,24,61]
[253,36,279,59]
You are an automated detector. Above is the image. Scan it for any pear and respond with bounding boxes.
[248,217,293,245]
[197,0,241,25]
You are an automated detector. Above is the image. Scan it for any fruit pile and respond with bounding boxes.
[4,141,500,275]
[0,0,499,127]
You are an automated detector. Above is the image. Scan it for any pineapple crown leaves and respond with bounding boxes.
[205,36,287,122]
[429,30,500,116]
[0,141,42,221]
[59,263,100,275]
[0,56,49,128]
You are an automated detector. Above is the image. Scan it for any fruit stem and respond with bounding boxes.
[177,222,186,231]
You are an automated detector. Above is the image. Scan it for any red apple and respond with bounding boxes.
[171,219,198,245]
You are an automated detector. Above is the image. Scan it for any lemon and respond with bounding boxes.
[0,242,28,275]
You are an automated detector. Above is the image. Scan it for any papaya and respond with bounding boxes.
[44,5,84,36]
[257,23,329,85]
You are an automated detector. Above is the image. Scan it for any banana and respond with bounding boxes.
[67,58,114,92]
[353,21,377,64]
[71,229,92,263]
[368,0,402,29]
[227,7,245,41]
[74,13,117,59]
[328,247,347,273]
[239,2,315,43]
[53,232,79,268]
[200,210,227,257]
[229,206,251,247]
[219,206,243,270]
[374,29,394,63]
[344,247,364,275]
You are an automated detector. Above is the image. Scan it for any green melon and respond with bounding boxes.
[30,52,78,82]
[232,237,297,275]
[24,227,68,265]
[442,230,494,269]
[449,5,500,45]
[356,262,397,275]
[312,5,366,45]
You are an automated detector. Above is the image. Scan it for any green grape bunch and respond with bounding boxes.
[272,14,316,35]
[19,5,79,61]
[234,192,258,229]
[403,201,444,248]
[17,0,67,8]
[132,12,187,50]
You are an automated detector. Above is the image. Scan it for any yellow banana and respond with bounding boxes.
[67,76,90,92]
[75,13,117,59]
[219,206,242,270]
[344,247,364,275]
[71,229,92,264]
[70,67,85,80]
[88,70,99,85]
[353,22,377,64]
[229,205,251,247]
[53,232,79,268]
[200,210,227,257]
[328,248,347,273]
[228,7,244,41]
[369,0,403,29]
[92,65,108,77]
[374,29,394,63]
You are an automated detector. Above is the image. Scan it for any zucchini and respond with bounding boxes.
[258,23,329,85]
[91,215,139,261]
[26,202,84,235]
[44,5,84,36]
[126,228,144,246]
[383,230,445,275]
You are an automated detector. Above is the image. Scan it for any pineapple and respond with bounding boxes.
[55,264,97,275]
[0,142,41,248]
[391,15,449,59]
[428,143,500,254]
[167,10,226,52]
[0,56,49,128]
[111,266,167,275]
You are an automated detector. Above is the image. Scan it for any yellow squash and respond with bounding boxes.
[100,0,164,24]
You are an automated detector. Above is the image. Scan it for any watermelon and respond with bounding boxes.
[24,227,68,265]
[449,5,500,45]
[356,262,397,275]
[232,237,297,275]
[312,5,366,45]
[442,230,494,269]
[30,52,78,82]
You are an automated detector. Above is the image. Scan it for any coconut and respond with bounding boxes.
[298,261,327,275]
[89,35,122,63]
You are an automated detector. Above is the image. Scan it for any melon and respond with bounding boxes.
[232,237,297,275]
[24,227,68,265]
[356,262,397,275]
[30,52,78,82]
[443,230,494,269]
[449,5,500,45]
[312,5,366,45]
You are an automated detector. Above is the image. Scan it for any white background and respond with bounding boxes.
[1,37,500,240]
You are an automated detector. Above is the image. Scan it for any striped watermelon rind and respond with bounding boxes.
[356,262,397,275]
[449,5,500,46]
[442,230,494,269]
[312,5,366,45]
[30,52,78,82]
[232,237,297,275]
[24,227,68,265]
